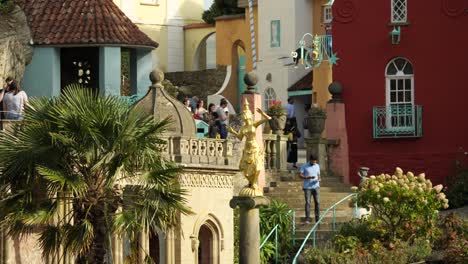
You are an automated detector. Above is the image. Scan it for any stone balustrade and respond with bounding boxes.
[263,133,288,172]
[160,135,240,167]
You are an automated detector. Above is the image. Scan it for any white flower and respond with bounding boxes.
[433,184,443,193]
[351,186,358,192]
[383,197,390,203]
[370,175,376,180]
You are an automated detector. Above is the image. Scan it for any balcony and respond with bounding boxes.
[373,105,422,138]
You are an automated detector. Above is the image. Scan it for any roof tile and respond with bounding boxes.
[18,0,158,48]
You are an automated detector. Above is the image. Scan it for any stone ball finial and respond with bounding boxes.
[328,81,343,103]
[149,69,164,85]
[243,71,258,94]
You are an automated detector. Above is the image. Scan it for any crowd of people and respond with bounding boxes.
[182,96,230,139]
[1,77,28,121]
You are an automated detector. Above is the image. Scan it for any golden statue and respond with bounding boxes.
[228,99,271,197]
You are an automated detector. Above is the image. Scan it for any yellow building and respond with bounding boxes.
[113,0,216,73]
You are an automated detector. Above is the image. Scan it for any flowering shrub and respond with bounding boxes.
[354,167,448,242]
[266,100,286,117]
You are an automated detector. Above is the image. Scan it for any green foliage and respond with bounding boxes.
[0,0,14,15]
[308,106,327,118]
[435,213,468,263]
[0,85,191,262]
[445,163,468,209]
[266,101,286,117]
[259,199,294,263]
[202,0,244,24]
[356,167,447,242]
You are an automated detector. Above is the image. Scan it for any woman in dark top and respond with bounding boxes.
[285,117,301,168]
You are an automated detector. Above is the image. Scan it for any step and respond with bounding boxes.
[267,191,352,198]
[267,186,353,193]
[267,200,354,210]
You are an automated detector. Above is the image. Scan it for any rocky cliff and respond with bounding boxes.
[0,4,33,84]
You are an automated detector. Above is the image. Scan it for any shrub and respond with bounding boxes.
[435,213,468,263]
[333,219,381,251]
[0,0,15,14]
[445,163,468,209]
[309,106,327,118]
[202,0,244,24]
[355,167,448,242]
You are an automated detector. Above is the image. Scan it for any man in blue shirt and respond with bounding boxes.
[299,155,321,223]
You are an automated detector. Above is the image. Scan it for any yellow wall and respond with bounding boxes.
[138,25,169,72]
[215,6,258,109]
[184,26,216,71]
[312,0,332,108]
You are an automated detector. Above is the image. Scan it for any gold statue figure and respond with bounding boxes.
[228,99,271,197]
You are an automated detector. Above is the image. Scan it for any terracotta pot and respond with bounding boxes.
[269,115,286,135]
[307,115,326,137]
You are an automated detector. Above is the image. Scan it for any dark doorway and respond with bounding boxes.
[198,225,213,264]
[61,48,99,90]
[149,230,160,263]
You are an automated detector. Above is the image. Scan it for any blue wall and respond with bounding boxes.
[22,47,61,98]
[131,49,153,95]
[99,47,121,96]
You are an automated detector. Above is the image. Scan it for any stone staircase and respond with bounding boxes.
[265,172,355,246]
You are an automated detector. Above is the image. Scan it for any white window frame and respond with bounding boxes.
[385,57,414,130]
[323,6,333,24]
[391,0,407,23]
[140,0,159,5]
[264,87,277,110]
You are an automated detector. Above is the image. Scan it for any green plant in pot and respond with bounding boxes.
[266,100,286,134]
[307,105,327,137]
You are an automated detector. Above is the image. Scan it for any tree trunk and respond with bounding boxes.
[88,203,108,264]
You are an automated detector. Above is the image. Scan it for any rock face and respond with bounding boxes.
[0,5,33,84]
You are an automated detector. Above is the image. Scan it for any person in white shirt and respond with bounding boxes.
[0,78,28,120]
[215,99,229,139]
[286,97,295,119]
[299,155,321,223]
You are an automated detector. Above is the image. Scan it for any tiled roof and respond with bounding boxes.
[288,72,313,91]
[17,0,158,48]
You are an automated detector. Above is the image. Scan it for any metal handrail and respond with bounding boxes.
[292,193,358,264]
[259,209,295,264]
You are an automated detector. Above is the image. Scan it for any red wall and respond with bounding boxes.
[332,0,468,184]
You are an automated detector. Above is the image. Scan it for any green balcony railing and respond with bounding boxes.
[373,105,422,138]
[122,94,145,105]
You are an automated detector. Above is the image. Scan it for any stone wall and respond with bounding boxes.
[0,5,33,84]
[165,66,226,102]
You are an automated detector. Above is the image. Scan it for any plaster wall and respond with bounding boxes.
[332,0,468,184]
[256,0,312,107]
[99,47,121,96]
[135,49,155,95]
[22,47,61,97]
[184,26,216,71]
[4,234,44,264]
[177,169,236,264]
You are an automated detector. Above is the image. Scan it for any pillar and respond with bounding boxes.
[99,47,121,96]
[22,47,61,97]
[230,196,270,264]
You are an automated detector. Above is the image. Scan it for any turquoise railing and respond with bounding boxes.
[122,94,145,105]
[373,105,422,138]
[259,209,295,264]
[291,193,358,264]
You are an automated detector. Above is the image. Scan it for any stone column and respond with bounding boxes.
[241,72,266,190]
[305,137,328,175]
[230,196,270,264]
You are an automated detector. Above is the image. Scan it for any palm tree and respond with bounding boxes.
[0,85,191,263]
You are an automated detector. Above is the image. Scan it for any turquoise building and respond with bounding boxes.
[19,0,158,97]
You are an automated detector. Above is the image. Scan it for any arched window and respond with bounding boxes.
[385,57,414,128]
[264,87,277,109]
[391,0,407,23]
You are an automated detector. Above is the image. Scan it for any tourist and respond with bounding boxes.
[285,117,301,168]
[215,99,229,139]
[0,78,28,120]
[194,99,207,120]
[207,103,219,138]
[190,96,199,113]
[183,98,191,112]
[299,155,321,224]
[286,97,295,121]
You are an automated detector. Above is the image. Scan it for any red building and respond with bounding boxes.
[332,0,468,184]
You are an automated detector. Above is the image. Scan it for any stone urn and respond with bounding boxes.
[269,115,286,135]
[307,107,327,138]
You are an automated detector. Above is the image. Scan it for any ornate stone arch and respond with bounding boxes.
[190,213,225,264]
